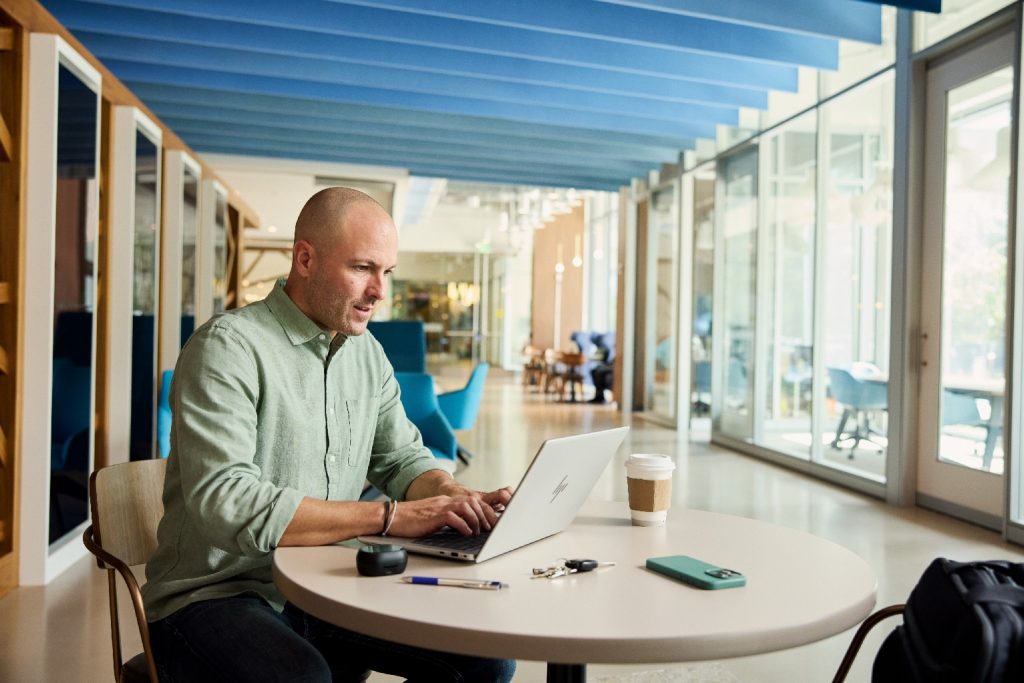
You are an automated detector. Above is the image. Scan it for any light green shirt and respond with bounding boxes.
[142,281,442,621]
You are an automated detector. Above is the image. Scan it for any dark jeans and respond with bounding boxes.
[149,594,516,683]
[591,364,613,400]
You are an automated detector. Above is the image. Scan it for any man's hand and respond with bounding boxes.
[397,470,514,538]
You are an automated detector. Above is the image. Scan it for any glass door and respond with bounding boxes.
[918,31,1014,524]
[716,148,759,440]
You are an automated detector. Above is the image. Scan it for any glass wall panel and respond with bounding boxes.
[50,63,98,545]
[130,131,159,461]
[718,149,758,440]
[647,183,679,423]
[181,166,199,344]
[763,68,819,130]
[689,166,716,434]
[817,73,895,481]
[757,113,817,460]
[915,0,1014,51]
[586,192,618,334]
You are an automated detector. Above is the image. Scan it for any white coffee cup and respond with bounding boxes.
[625,453,675,526]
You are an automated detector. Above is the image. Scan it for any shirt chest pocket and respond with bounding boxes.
[341,395,378,467]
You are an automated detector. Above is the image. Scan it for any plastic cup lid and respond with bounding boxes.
[625,453,675,472]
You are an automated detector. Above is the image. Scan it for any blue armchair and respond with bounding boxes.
[157,369,174,458]
[368,320,427,372]
[394,371,458,470]
[437,363,489,465]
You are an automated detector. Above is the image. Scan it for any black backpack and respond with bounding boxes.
[835,558,1024,683]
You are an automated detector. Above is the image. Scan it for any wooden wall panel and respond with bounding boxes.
[0,17,26,599]
[530,206,585,350]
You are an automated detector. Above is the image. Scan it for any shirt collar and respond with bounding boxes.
[265,279,337,347]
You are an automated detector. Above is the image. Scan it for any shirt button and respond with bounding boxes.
[319,334,326,341]
[328,455,336,463]
[328,407,335,415]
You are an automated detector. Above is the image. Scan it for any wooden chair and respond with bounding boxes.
[521,345,545,389]
[555,351,586,402]
[542,348,565,398]
[82,459,167,683]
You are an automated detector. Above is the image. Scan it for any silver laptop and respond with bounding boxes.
[359,426,629,563]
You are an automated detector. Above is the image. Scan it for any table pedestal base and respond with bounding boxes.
[548,663,585,682]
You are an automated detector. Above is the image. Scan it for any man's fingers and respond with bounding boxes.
[481,486,514,506]
[445,509,473,535]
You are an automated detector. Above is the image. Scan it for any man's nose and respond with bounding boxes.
[366,271,385,299]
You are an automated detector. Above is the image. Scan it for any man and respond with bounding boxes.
[589,334,615,404]
[143,188,516,682]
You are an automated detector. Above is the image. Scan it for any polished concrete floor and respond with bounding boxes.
[2,367,1023,682]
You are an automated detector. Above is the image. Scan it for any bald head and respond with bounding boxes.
[294,186,388,251]
[284,187,399,336]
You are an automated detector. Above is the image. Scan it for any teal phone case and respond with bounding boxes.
[646,555,746,590]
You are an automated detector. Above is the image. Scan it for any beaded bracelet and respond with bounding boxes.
[382,498,398,536]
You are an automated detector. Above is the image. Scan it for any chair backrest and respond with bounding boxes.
[367,320,427,372]
[90,458,167,568]
[591,331,615,363]
[438,363,489,429]
[941,390,982,427]
[827,367,888,410]
[157,370,174,458]
[393,371,457,461]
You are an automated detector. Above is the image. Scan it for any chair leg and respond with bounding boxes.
[831,410,852,448]
[457,445,474,466]
[831,604,904,683]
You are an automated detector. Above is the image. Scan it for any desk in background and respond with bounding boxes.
[274,502,876,682]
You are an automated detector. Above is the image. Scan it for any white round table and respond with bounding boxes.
[273,501,876,681]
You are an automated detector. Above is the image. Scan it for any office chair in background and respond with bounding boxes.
[437,363,489,465]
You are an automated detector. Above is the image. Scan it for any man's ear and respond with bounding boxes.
[293,239,315,276]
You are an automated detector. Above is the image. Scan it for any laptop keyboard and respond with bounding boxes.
[415,527,491,554]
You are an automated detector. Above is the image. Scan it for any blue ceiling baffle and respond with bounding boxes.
[43,0,896,189]
[859,0,942,12]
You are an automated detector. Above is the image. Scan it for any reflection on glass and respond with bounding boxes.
[915,0,1014,51]
[690,168,715,431]
[719,149,758,440]
[391,274,476,360]
[757,116,817,460]
[130,131,159,461]
[938,67,1011,474]
[181,167,198,344]
[50,64,97,545]
[213,191,228,314]
[819,73,894,481]
[648,184,678,422]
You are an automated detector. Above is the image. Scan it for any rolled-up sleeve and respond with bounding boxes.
[173,324,304,557]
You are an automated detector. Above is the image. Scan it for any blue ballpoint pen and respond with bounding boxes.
[402,576,508,590]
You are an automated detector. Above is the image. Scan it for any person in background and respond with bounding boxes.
[589,333,615,404]
[143,187,515,683]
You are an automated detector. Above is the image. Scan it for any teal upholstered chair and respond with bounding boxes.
[157,369,173,458]
[368,320,427,372]
[437,363,489,465]
[394,371,458,470]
